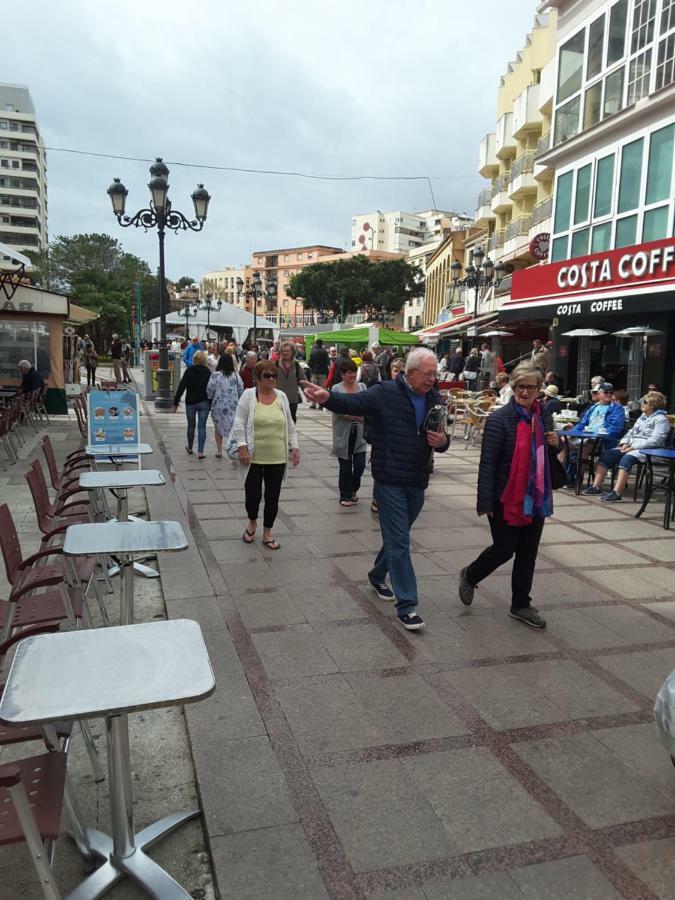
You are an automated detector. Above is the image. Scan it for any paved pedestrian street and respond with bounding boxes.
[2,400,675,899]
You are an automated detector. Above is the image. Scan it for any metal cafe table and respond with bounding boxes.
[63,521,187,625]
[556,429,605,495]
[84,443,153,470]
[635,447,675,529]
[0,619,215,899]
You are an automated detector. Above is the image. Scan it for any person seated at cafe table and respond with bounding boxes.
[564,383,625,446]
[583,391,670,501]
[495,372,513,405]
[541,383,562,415]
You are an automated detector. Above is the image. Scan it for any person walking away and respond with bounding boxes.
[302,348,450,632]
[207,353,244,458]
[111,335,124,384]
[463,348,480,385]
[448,347,464,380]
[84,341,98,388]
[240,351,258,389]
[231,360,300,550]
[356,350,381,387]
[308,338,330,408]
[121,339,133,383]
[332,360,367,506]
[458,363,558,629]
[173,349,211,459]
[479,342,493,389]
[531,339,550,374]
[275,341,304,423]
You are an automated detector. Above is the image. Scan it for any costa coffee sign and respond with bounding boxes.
[510,236,675,305]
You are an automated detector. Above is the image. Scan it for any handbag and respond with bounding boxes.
[548,445,568,490]
[225,433,241,461]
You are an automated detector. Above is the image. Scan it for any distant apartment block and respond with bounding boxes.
[351,209,471,255]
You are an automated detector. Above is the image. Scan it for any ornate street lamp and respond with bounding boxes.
[106,158,211,409]
[451,246,505,316]
[199,292,222,341]
[179,302,198,340]
[236,272,276,347]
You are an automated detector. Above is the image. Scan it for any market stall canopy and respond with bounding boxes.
[305,325,418,356]
[157,301,278,345]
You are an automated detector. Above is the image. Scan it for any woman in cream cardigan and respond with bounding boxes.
[230,359,300,550]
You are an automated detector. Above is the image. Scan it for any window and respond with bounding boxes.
[594,154,615,217]
[618,138,643,211]
[662,0,675,32]
[584,82,603,129]
[571,228,590,257]
[643,205,669,240]
[591,222,612,251]
[627,49,652,102]
[588,16,605,79]
[557,30,585,102]
[574,164,593,224]
[656,32,675,88]
[554,96,580,145]
[0,122,6,130]
[631,0,656,53]
[615,214,638,246]
[608,0,629,64]
[551,236,569,262]
[646,123,675,202]
[603,67,625,117]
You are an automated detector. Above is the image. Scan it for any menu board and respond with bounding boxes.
[87,390,140,445]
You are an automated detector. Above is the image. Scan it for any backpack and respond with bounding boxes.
[360,362,380,388]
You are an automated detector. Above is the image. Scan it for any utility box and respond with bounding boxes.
[142,350,182,400]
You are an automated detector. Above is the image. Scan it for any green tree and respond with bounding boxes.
[174,275,195,292]
[287,255,424,322]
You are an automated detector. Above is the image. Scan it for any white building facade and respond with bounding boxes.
[350,210,470,254]
[200,267,248,308]
[0,84,47,261]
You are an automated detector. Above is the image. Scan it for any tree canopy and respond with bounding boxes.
[286,255,424,321]
[174,275,195,292]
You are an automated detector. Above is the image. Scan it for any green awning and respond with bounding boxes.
[304,326,418,357]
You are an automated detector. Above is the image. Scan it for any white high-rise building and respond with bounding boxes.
[350,209,471,254]
[0,84,47,261]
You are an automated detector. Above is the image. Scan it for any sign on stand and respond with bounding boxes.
[87,389,140,452]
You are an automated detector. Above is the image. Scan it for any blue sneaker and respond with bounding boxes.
[582,485,601,495]
[601,490,623,502]
[398,612,425,631]
[369,579,395,602]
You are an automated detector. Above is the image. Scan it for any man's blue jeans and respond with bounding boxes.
[369,481,425,616]
[186,400,210,453]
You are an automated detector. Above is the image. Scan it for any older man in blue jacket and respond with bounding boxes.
[302,348,449,632]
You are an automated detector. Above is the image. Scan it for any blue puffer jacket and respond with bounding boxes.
[323,373,449,488]
[568,401,625,447]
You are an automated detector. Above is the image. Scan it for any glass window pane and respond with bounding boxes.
[558,30,586,102]
[554,171,574,233]
[642,205,669,241]
[608,0,629,64]
[574,164,593,224]
[583,82,603,129]
[551,235,569,262]
[594,154,615,217]
[571,228,590,258]
[588,16,606,78]
[618,138,644,212]
[615,214,638,247]
[627,48,652,103]
[656,32,675,90]
[591,222,612,252]
[603,67,625,118]
[554,96,581,145]
[646,123,675,203]
[631,0,657,53]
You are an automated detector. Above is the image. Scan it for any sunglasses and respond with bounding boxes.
[261,372,277,380]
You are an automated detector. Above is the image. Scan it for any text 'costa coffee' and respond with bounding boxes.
[558,244,675,290]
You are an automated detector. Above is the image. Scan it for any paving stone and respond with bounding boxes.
[252,624,339,679]
[509,856,622,899]
[574,519,669,540]
[615,837,675,899]
[422,872,525,900]
[581,566,675,599]
[185,668,265,742]
[592,723,675,801]
[583,604,675,643]
[292,585,368,622]
[235,589,307,628]
[595,648,675,698]
[539,523,594,543]
[366,886,426,900]
[314,622,408,671]
[539,542,648,568]
[621,539,675,561]
[540,608,632,650]
[641,600,675,622]
[207,538,264,563]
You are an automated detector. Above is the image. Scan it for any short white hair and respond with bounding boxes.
[18,359,32,372]
[246,351,257,361]
[405,348,437,374]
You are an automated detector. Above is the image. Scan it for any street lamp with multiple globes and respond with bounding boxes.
[199,292,222,342]
[106,157,211,409]
[236,272,277,347]
[450,247,505,316]
[179,302,198,340]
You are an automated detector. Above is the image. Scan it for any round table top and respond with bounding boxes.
[642,448,675,459]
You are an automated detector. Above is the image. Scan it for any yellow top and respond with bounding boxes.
[252,400,287,464]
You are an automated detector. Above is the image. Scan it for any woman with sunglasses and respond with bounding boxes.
[458,363,559,629]
[230,360,300,550]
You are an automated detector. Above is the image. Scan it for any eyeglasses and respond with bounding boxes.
[513,384,539,393]
[261,372,277,380]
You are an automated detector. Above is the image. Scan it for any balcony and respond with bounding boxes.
[487,229,506,253]
[474,186,496,225]
[503,216,533,260]
[478,133,498,177]
[495,273,512,296]
[495,112,516,159]
[490,176,511,214]
[535,131,551,158]
[512,85,542,138]
[508,152,537,198]
[530,195,553,227]
[505,216,531,241]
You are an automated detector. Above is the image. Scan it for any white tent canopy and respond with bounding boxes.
[143,301,278,345]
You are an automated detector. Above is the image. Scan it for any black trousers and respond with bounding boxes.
[289,403,298,423]
[338,427,366,500]
[245,463,286,528]
[465,505,544,609]
[86,365,97,386]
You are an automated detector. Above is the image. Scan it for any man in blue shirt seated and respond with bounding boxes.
[565,382,625,445]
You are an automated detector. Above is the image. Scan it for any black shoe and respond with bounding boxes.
[369,579,395,601]
[582,485,601,495]
[601,490,622,502]
[509,606,547,629]
[561,483,575,491]
[458,567,475,606]
[398,612,425,631]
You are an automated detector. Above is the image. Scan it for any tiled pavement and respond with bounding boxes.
[2,387,675,898]
[146,397,675,900]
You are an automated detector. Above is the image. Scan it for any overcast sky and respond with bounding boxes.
[6,0,539,281]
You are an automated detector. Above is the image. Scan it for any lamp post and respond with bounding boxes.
[450,247,505,317]
[199,292,222,342]
[236,272,276,347]
[180,302,198,340]
[107,158,210,409]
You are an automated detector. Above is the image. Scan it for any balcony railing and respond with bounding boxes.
[535,131,551,158]
[509,152,535,182]
[477,185,492,207]
[506,216,532,241]
[530,196,553,226]
[490,175,507,198]
[495,273,512,295]
[487,229,506,252]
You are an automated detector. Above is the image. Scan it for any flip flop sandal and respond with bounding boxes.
[262,539,281,550]
[370,501,378,513]
[351,495,359,503]
[242,529,256,544]
[339,500,352,507]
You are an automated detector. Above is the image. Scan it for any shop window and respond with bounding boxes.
[642,205,669,241]
[615,214,638,246]
[627,49,652,103]
[608,0,629,64]
[618,138,644,212]
[553,171,574,233]
[551,236,569,262]
[557,31,585,102]
[0,320,50,381]
[583,82,603,129]
[571,228,590,258]
[646,123,675,203]
[603,67,625,117]
[574,164,593,224]
[593,154,615,217]
[631,0,657,53]
[554,96,580,145]
[591,222,612,252]
[656,32,675,89]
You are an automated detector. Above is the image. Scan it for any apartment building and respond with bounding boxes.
[200,266,250,308]
[501,0,675,400]
[350,210,470,255]
[0,84,47,261]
